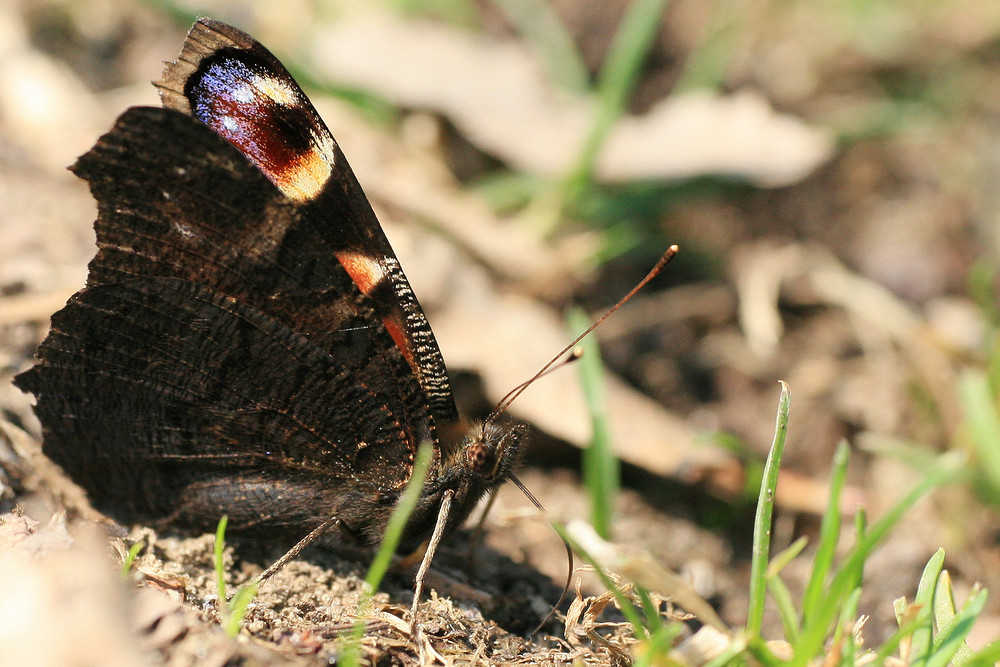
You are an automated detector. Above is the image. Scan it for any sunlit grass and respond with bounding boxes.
[213,517,259,638]
[119,539,144,581]
[339,441,434,667]
[570,307,619,539]
[561,382,992,665]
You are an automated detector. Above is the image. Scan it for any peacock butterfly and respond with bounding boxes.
[16,21,678,619]
[16,18,528,559]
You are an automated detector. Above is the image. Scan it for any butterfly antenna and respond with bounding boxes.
[485,244,679,426]
[488,245,679,634]
[489,347,585,413]
[509,474,574,635]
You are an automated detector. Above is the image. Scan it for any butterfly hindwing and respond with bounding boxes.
[18,276,419,536]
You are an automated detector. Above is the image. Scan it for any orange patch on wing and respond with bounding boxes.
[336,251,414,366]
[275,148,333,203]
[382,316,414,366]
[336,251,385,295]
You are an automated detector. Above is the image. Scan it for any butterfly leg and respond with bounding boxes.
[252,516,344,587]
[409,489,454,635]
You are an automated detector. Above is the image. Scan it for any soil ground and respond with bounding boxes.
[3,1,1000,664]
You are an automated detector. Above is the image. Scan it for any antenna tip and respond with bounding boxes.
[652,245,680,272]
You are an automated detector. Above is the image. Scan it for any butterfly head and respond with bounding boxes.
[461,421,528,485]
[399,421,526,549]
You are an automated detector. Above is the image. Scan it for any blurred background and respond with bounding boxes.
[2,0,1000,656]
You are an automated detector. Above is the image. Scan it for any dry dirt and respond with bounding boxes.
[3,1,1000,665]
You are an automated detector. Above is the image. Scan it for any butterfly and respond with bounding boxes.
[15,18,529,567]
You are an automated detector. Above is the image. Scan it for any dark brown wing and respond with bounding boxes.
[15,107,432,537]
[17,276,415,539]
[157,18,459,425]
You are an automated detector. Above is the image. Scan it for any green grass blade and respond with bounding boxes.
[962,640,1000,667]
[934,571,978,665]
[764,535,808,643]
[214,516,229,615]
[489,0,590,92]
[851,508,867,591]
[743,634,783,666]
[968,259,1000,330]
[790,453,964,664]
[893,594,910,625]
[562,0,669,203]
[746,381,791,635]
[959,370,1000,491]
[365,442,435,593]
[226,581,260,638]
[636,585,664,631]
[801,440,849,627]
[633,623,683,667]
[570,307,619,538]
[837,587,863,666]
[341,441,434,667]
[703,643,750,667]
[872,614,929,665]
[910,548,946,664]
[766,536,808,578]
[215,516,229,608]
[766,573,799,644]
[926,589,988,667]
[933,568,958,624]
[120,540,144,581]
[213,516,256,637]
[388,0,478,25]
[672,1,745,93]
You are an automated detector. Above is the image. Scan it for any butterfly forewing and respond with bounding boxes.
[158,19,459,426]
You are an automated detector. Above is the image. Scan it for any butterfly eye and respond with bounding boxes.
[465,441,496,475]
